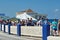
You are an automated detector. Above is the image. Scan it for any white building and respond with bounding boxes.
[16,9,47,20]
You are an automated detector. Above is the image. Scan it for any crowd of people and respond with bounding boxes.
[0,18,60,36]
[0,18,46,26]
[0,18,59,27]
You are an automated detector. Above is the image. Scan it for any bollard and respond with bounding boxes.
[17,23,21,36]
[42,23,50,40]
[8,23,11,34]
[0,23,2,31]
[3,24,6,32]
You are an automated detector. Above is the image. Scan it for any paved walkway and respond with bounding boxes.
[0,31,42,40]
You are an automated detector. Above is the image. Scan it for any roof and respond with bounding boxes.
[21,9,33,12]
[16,9,34,15]
[16,13,37,21]
[37,13,47,16]
[16,9,47,16]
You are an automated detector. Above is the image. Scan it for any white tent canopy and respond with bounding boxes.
[16,13,37,21]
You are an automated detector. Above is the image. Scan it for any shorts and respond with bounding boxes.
[52,27,57,31]
[53,28,57,31]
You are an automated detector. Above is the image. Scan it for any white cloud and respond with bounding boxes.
[55,9,59,12]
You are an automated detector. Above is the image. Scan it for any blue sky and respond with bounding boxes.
[0,0,60,19]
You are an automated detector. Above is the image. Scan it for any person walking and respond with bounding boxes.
[51,19,58,36]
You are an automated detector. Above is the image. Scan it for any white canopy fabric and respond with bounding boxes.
[16,13,37,21]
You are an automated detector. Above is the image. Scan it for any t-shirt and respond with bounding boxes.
[52,21,57,29]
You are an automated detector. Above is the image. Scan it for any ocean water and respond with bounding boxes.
[48,19,58,23]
